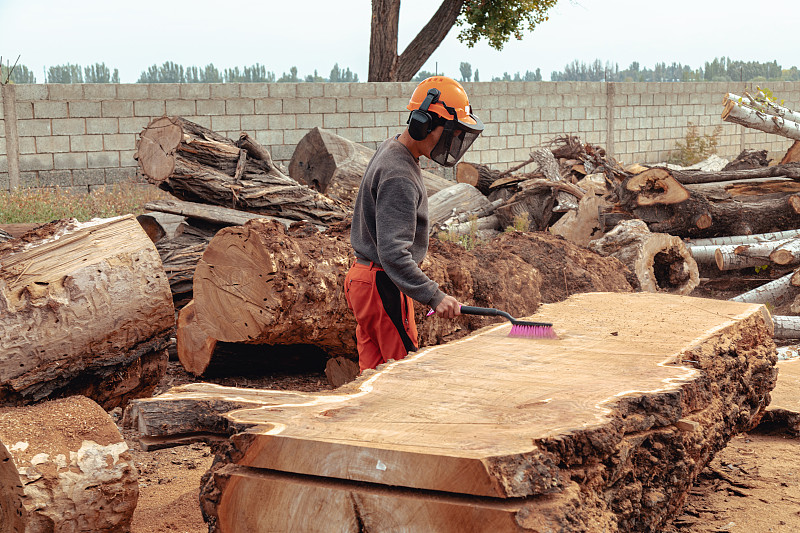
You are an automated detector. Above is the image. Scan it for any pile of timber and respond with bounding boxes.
[127,292,777,532]
[0,215,173,408]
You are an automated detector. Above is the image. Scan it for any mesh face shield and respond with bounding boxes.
[429,105,484,167]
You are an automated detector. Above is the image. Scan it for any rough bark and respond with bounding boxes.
[190,219,632,363]
[721,149,770,171]
[127,292,777,533]
[731,270,800,308]
[145,198,291,228]
[589,219,699,294]
[687,229,800,247]
[0,396,138,532]
[288,127,452,206]
[135,117,348,226]
[671,163,800,185]
[428,183,493,234]
[155,223,215,310]
[0,216,173,408]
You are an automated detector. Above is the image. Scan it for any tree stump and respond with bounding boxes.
[589,219,699,294]
[0,396,138,532]
[127,292,777,533]
[0,216,173,408]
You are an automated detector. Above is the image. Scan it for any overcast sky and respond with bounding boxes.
[1,0,798,83]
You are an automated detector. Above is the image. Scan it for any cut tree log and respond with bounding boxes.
[0,438,26,533]
[715,239,795,270]
[136,117,348,226]
[721,149,770,171]
[177,300,218,376]
[773,316,800,340]
[531,147,578,212]
[288,127,452,206]
[428,183,493,234]
[494,178,586,231]
[671,163,800,185]
[769,238,800,265]
[0,216,173,408]
[189,219,633,365]
[145,198,292,228]
[156,223,215,310]
[136,213,168,243]
[548,193,606,247]
[687,228,800,247]
[455,161,504,195]
[324,356,360,388]
[722,94,800,141]
[782,141,800,164]
[635,177,800,238]
[589,219,699,294]
[0,396,138,533]
[728,91,800,124]
[730,270,800,307]
[622,167,690,206]
[127,292,777,533]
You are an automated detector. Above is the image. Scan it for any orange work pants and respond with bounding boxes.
[344,261,418,372]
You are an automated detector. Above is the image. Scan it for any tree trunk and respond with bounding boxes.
[633,178,800,238]
[0,396,138,533]
[127,292,777,533]
[0,216,173,408]
[722,95,800,141]
[731,270,800,307]
[288,127,453,207]
[589,219,699,294]
[136,117,348,226]
[145,198,292,228]
[714,239,795,270]
[687,228,800,247]
[532,147,578,211]
[189,219,633,365]
[671,163,800,185]
[773,315,800,340]
[782,141,800,164]
[456,162,503,195]
[721,149,770,171]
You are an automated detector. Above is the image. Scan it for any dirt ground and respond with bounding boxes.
[118,259,800,533]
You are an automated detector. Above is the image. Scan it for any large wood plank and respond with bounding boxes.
[129,292,777,532]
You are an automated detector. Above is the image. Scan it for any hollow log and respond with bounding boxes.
[455,162,503,195]
[135,117,348,226]
[0,216,173,408]
[127,292,777,533]
[288,127,452,206]
[0,396,138,532]
[190,219,633,365]
[589,219,699,294]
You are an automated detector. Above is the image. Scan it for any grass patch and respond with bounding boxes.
[0,181,167,224]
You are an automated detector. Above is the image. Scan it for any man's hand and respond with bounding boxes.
[434,294,461,319]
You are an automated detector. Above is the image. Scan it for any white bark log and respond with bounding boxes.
[532,147,578,211]
[770,238,800,265]
[722,95,800,141]
[686,229,800,247]
[731,270,799,307]
[727,92,800,124]
[773,315,800,340]
[443,215,501,237]
[689,239,794,270]
[428,183,493,234]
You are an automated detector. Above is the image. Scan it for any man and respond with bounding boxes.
[345,76,484,371]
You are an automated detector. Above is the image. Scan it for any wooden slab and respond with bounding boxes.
[761,358,800,434]
[129,292,777,532]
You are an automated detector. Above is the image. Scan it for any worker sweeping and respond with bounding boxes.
[345,76,484,371]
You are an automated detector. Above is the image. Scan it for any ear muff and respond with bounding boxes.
[407,88,440,141]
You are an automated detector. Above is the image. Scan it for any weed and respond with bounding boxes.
[437,215,483,250]
[504,214,530,233]
[0,181,167,224]
[666,122,722,166]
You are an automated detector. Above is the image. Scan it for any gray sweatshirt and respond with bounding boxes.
[350,137,446,308]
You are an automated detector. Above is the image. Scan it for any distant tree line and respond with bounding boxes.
[3,57,799,84]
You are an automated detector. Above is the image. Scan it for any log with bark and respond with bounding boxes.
[187,218,633,371]
[0,215,173,408]
[288,127,452,206]
[731,269,800,308]
[721,149,770,171]
[155,222,215,310]
[136,117,349,226]
[722,93,800,141]
[455,161,504,195]
[589,219,699,294]
[0,396,138,532]
[145,198,292,228]
[428,183,493,234]
[670,163,800,185]
[127,292,777,533]
[0,228,12,244]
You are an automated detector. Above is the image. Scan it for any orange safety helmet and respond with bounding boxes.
[406,76,479,125]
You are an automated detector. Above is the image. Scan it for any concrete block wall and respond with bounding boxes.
[1,81,799,192]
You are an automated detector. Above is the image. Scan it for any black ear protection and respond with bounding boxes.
[407,88,441,141]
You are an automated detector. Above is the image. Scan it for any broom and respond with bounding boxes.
[427,305,557,339]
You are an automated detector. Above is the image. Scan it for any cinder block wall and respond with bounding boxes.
[1,81,799,192]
